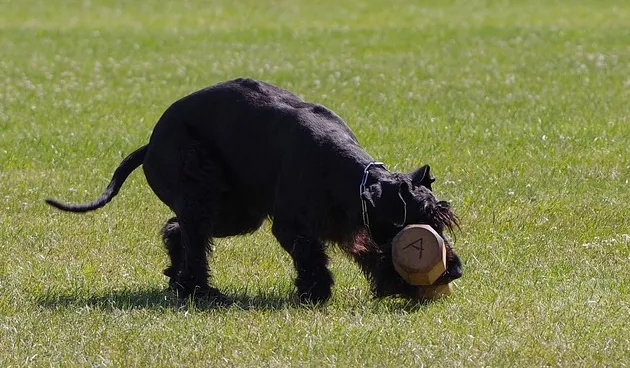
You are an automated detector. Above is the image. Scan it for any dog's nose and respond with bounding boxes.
[434,253,462,284]
[434,265,462,285]
[446,252,463,280]
[446,264,463,280]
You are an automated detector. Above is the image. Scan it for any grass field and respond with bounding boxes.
[1,0,630,366]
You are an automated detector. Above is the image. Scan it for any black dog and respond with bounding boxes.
[46,78,462,303]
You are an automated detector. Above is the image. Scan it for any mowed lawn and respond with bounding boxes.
[1,0,629,366]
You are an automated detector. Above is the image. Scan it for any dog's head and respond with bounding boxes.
[360,165,462,299]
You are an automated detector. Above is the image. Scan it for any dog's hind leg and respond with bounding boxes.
[271,220,334,304]
[173,212,216,300]
[169,185,230,303]
[147,139,228,303]
[161,217,183,284]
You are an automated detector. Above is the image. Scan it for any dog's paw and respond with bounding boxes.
[296,269,334,305]
[297,282,333,305]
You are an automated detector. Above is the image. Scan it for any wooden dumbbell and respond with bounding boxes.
[391,224,446,286]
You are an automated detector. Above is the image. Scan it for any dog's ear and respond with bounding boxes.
[410,164,435,190]
[392,181,409,227]
[361,184,382,208]
[365,180,408,228]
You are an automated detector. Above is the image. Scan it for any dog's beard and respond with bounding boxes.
[438,200,459,232]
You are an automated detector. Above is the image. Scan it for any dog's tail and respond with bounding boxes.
[45,145,148,213]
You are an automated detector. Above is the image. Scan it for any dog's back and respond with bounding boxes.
[160,77,359,168]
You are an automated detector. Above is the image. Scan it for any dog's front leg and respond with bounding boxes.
[271,221,334,304]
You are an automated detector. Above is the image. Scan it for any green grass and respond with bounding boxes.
[1,0,630,366]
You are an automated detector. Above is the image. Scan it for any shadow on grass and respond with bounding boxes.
[36,287,303,312]
[36,287,437,313]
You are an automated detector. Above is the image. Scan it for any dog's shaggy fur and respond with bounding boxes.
[46,78,462,303]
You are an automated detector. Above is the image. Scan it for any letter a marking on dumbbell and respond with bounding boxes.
[402,238,424,259]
